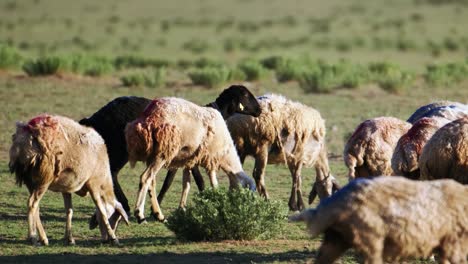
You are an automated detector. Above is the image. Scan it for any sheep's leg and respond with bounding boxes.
[208,170,219,188]
[157,168,177,205]
[27,186,49,246]
[111,170,130,214]
[191,166,205,191]
[62,193,75,245]
[135,161,165,223]
[179,169,191,208]
[288,162,304,211]
[89,189,119,245]
[315,230,350,264]
[148,176,165,222]
[253,149,269,198]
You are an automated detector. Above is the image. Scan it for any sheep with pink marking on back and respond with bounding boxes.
[226,94,339,211]
[8,114,128,246]
[419,116,468,184]
[343,117,411,181]
[125,97,256,223]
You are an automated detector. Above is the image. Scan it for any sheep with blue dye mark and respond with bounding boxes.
[290,176,468,264]
[406,100,467,124]
[343,117,411,181]
[9,114,128,246]
[419,116,468,184]
[125,97,256,223]
[227,94,339,211]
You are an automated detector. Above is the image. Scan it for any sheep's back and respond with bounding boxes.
[419,116,468,184]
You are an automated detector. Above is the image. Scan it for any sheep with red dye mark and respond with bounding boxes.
[343,117,411,181]
[8,114,128,246]
[79,85,261,217]
[407,101,467,124]
[290,176,468,264]
[227,94,339,211]
[125,97,256,223]
[392,116,464,180]
[419,116,468,184]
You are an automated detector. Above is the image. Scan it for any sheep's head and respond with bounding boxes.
[215,85,262,119]
[90,200,129,241]
[309,174,340,205]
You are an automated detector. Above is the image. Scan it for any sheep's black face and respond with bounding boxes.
[216,85,262,118]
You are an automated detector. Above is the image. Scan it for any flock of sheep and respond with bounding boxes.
[7,84,468,263]
[292,101,468,263]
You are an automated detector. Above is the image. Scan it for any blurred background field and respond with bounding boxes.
[0,0,467,263]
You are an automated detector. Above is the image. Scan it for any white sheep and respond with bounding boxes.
[125,97,256,223]
[419,116,468,184]
[290,176,468,264]
[226,94,339,211]
[8,114,129,246]
[343,117,411,181]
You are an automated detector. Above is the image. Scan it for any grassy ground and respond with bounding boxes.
[1,0,468,263]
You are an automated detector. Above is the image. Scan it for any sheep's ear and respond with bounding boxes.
[116,202,129,225]
[239,102,244,111]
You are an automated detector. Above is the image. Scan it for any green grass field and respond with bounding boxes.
[1,0,467,263]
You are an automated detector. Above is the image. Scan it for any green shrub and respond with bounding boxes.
[227,67,247,82]
[275,59,308,82]
[0,44,22,69]
[260,55,287,70]
[182,39,210,54]
[188,67,230,88]
[114,55,171,69]
[425,61,468,86]
[22,57,61,76]
[59,54,114,76]
[299,61,369,93]
[369,62,414,93]
[166,188,287,241]
[193,57,225,68]
[121,68,166,87]
[238,60,266,81]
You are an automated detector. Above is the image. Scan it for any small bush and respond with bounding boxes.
[166,188,287,241]
[369,62,414,93]
[182,39,210,54]
[188,67,230,88]
[425,61,468,86]
[227,67,247,82]
[238,60,266,81]
[114,55,171,69]
[275,59,308,82]
[299,61,369,93]
[121,68,166,87]
[22,57,61,76]
[260,55,287,70]
[0,44,22,69]
[193,57,225,68]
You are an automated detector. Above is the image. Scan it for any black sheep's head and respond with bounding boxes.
[216,84,262,119]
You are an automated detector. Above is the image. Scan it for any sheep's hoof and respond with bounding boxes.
[109,238,120,246]
[134,210,147,224]
[30,236,48,246]
[151,212,166,223]
[65,238,76,246]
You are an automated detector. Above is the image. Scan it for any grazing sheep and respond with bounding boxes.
[343,117,411,181]
[227,94,339,211]
[290,176,468,264]
[391,116,457,180]
[8,114,129,246]
[80,85,261,214]
[419,116,468,184]
[125,97,256,223]
[406,100,466,124]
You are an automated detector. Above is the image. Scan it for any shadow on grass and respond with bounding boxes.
[0,250,315,264]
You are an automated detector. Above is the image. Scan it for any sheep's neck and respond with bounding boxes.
[206,101,230,120]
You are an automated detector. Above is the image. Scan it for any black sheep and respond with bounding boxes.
[80,85,261,216]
